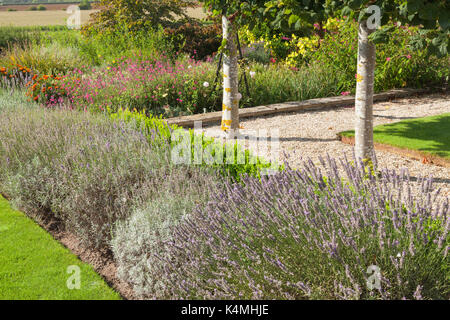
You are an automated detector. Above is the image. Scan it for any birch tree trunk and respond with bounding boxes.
[354,20,376,163]
[221,15,240,139]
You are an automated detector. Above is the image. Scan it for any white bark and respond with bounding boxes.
[355,20,376,163]
[221,15,240,139]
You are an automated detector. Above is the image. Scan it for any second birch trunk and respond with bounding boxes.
[221,15,240,138]
[355,20,376,163]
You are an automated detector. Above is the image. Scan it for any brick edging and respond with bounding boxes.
[165,88,431,128]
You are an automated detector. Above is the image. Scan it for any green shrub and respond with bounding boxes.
[37,5,46,11]
[110,108,273,181]
[164,20,221,60]
[79,0,92,10]
[83,0,196,35]
[28,6,37,11]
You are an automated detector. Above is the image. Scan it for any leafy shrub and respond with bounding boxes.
[305,19,448,92]
[28,6,37,11]
[37,5,46,11]
[0,26,45,52]
[165,20,221,60]
[79,0,92,10]
[127,156,449,299]
[84,0,196,35]
[81,25,177,65]
[243,18,449,93]
[110,108,272,181]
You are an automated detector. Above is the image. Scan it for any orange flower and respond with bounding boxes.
[33,96,38,101]
[43,75,49,80]
[0,67,6,73]
[32,75,38,80]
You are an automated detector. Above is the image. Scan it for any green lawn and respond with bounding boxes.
[340,113,450,159]
[0,195,121,300]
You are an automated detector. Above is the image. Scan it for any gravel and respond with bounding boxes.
[201,92,450,198]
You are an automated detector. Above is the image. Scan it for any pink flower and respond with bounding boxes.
[341,91,350,96]
[406,54,411,59]
[386,57,391,62]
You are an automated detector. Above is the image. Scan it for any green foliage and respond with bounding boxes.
[0,26,66,52]
[79,0,92,10]
[83,0,196,35]
[164,20,222,60]
[110,108,273,181]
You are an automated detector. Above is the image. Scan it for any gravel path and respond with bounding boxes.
[202,92,450,197]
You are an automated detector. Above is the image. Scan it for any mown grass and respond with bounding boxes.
[340,113,450,159]
[0,195,120,300]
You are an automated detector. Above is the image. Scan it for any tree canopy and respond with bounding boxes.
[199,0,449,56]
[86,0,196,34]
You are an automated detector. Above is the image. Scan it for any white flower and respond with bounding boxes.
[249,71,256,78]
[237,93,242,100]
[188,65,192,69]
[396,253,401,258]
[203,81,209,88]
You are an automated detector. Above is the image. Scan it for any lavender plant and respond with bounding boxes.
[132,155,449,300]
[111,170,222,298]
[0,107,220,249]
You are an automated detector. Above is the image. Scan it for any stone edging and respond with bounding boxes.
[165,88,429,128]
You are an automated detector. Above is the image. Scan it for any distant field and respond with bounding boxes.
[0,6,206,26]
[0,3,80,11]
[0,10,97,26]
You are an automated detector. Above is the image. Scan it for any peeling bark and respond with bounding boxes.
[221,15,240,139]
[355,20,376,163]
